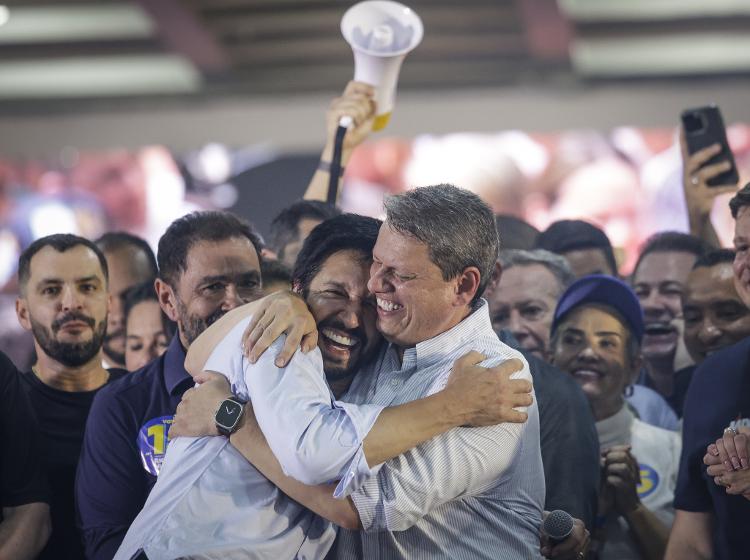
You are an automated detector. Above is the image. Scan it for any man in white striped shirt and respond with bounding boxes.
[331,184,544,558]
[181,185,546,559]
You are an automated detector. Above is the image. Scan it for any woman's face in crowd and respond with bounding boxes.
[551,305,638,420]
[125,300,169,371]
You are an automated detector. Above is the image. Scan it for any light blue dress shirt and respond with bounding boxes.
[332,301,545,559]
[115,316,383,560]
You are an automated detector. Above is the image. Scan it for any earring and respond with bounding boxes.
[623,384,634,398]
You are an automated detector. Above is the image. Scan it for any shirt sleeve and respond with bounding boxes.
[75,388,150,560]
[0,352,49,508]
[344,360,538,532]
[202,319,384,487]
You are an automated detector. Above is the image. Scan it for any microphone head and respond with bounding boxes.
[543,510,574,543]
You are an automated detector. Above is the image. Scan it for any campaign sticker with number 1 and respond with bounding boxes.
[137,415,174,476]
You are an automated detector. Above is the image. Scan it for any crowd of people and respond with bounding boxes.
[1,80,749,560]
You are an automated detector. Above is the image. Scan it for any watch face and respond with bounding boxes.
[216,399,243,431]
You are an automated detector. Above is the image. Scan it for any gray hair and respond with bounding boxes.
[383,184,498,304]
[499,249,575,296]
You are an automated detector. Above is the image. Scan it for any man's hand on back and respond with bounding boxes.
[242,290,318,368]
[444,351,532,427]
[170,371,232,439]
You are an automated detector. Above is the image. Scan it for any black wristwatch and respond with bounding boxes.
[214,397,245,437]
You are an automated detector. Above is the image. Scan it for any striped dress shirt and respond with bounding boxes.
[332,301,545,559]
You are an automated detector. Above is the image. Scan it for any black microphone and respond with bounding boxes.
[543,510,574,545]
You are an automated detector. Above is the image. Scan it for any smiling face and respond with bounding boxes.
[306,249,381,386]
[17,244,109,368]
[733,206,750,308]
[487,263,560,358]
[632,250,697,362]
[551,305,639,421]
[682,263,750,362]
[367,224,475,349]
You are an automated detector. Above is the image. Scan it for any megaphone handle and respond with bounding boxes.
[326,122,349,206]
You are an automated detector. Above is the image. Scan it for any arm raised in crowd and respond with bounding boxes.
[680,128,738,247]
[303,81,376,202]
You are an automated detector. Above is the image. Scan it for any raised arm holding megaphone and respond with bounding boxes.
[304,1,423,203]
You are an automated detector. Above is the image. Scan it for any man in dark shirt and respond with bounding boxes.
[486,249,599,528]
[0,350,51,559]
[498,330,599,529]
[14,234,125,559]
[666,184,750,560]
[76,212,265,559]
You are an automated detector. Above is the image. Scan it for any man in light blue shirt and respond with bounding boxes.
[178,186,546,559]
[116,213,531,560]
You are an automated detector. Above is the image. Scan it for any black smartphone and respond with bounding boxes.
[680,104,739,187]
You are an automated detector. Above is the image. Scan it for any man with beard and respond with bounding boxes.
[115,212,530,560]
[15,234,126,560]
[631,232,708,416]
[95,232,158,370]
[76,212,265,560]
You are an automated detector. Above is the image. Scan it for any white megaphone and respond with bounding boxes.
[341,1,423,131]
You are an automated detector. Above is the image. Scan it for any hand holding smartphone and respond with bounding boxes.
[680,105,739,188]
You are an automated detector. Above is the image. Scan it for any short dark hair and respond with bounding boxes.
[123,280,175,339]
[157,211,263,287]
[535,220,618,275]
[95,231,157,277]
[18,234,108,294]
[261,259,292,286]
[292,214,381,296]
[494,214,540,251]
[633,231,709,277]
[693,248,736,270]
[729,182,750,219]
[384,184,498,305]
[268,200,340,260]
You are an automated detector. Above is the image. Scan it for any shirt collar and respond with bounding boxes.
[396,299,493,370]
[164,334,191,395]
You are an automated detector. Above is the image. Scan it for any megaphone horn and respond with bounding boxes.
[341,1,424,131]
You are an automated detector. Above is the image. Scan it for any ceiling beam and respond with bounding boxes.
[135,0,231,74]
[516,0,572,61]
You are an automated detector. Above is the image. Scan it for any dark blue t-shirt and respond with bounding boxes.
[675,336,750,560]
[18,364,125,560]
[75,335,192,560]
